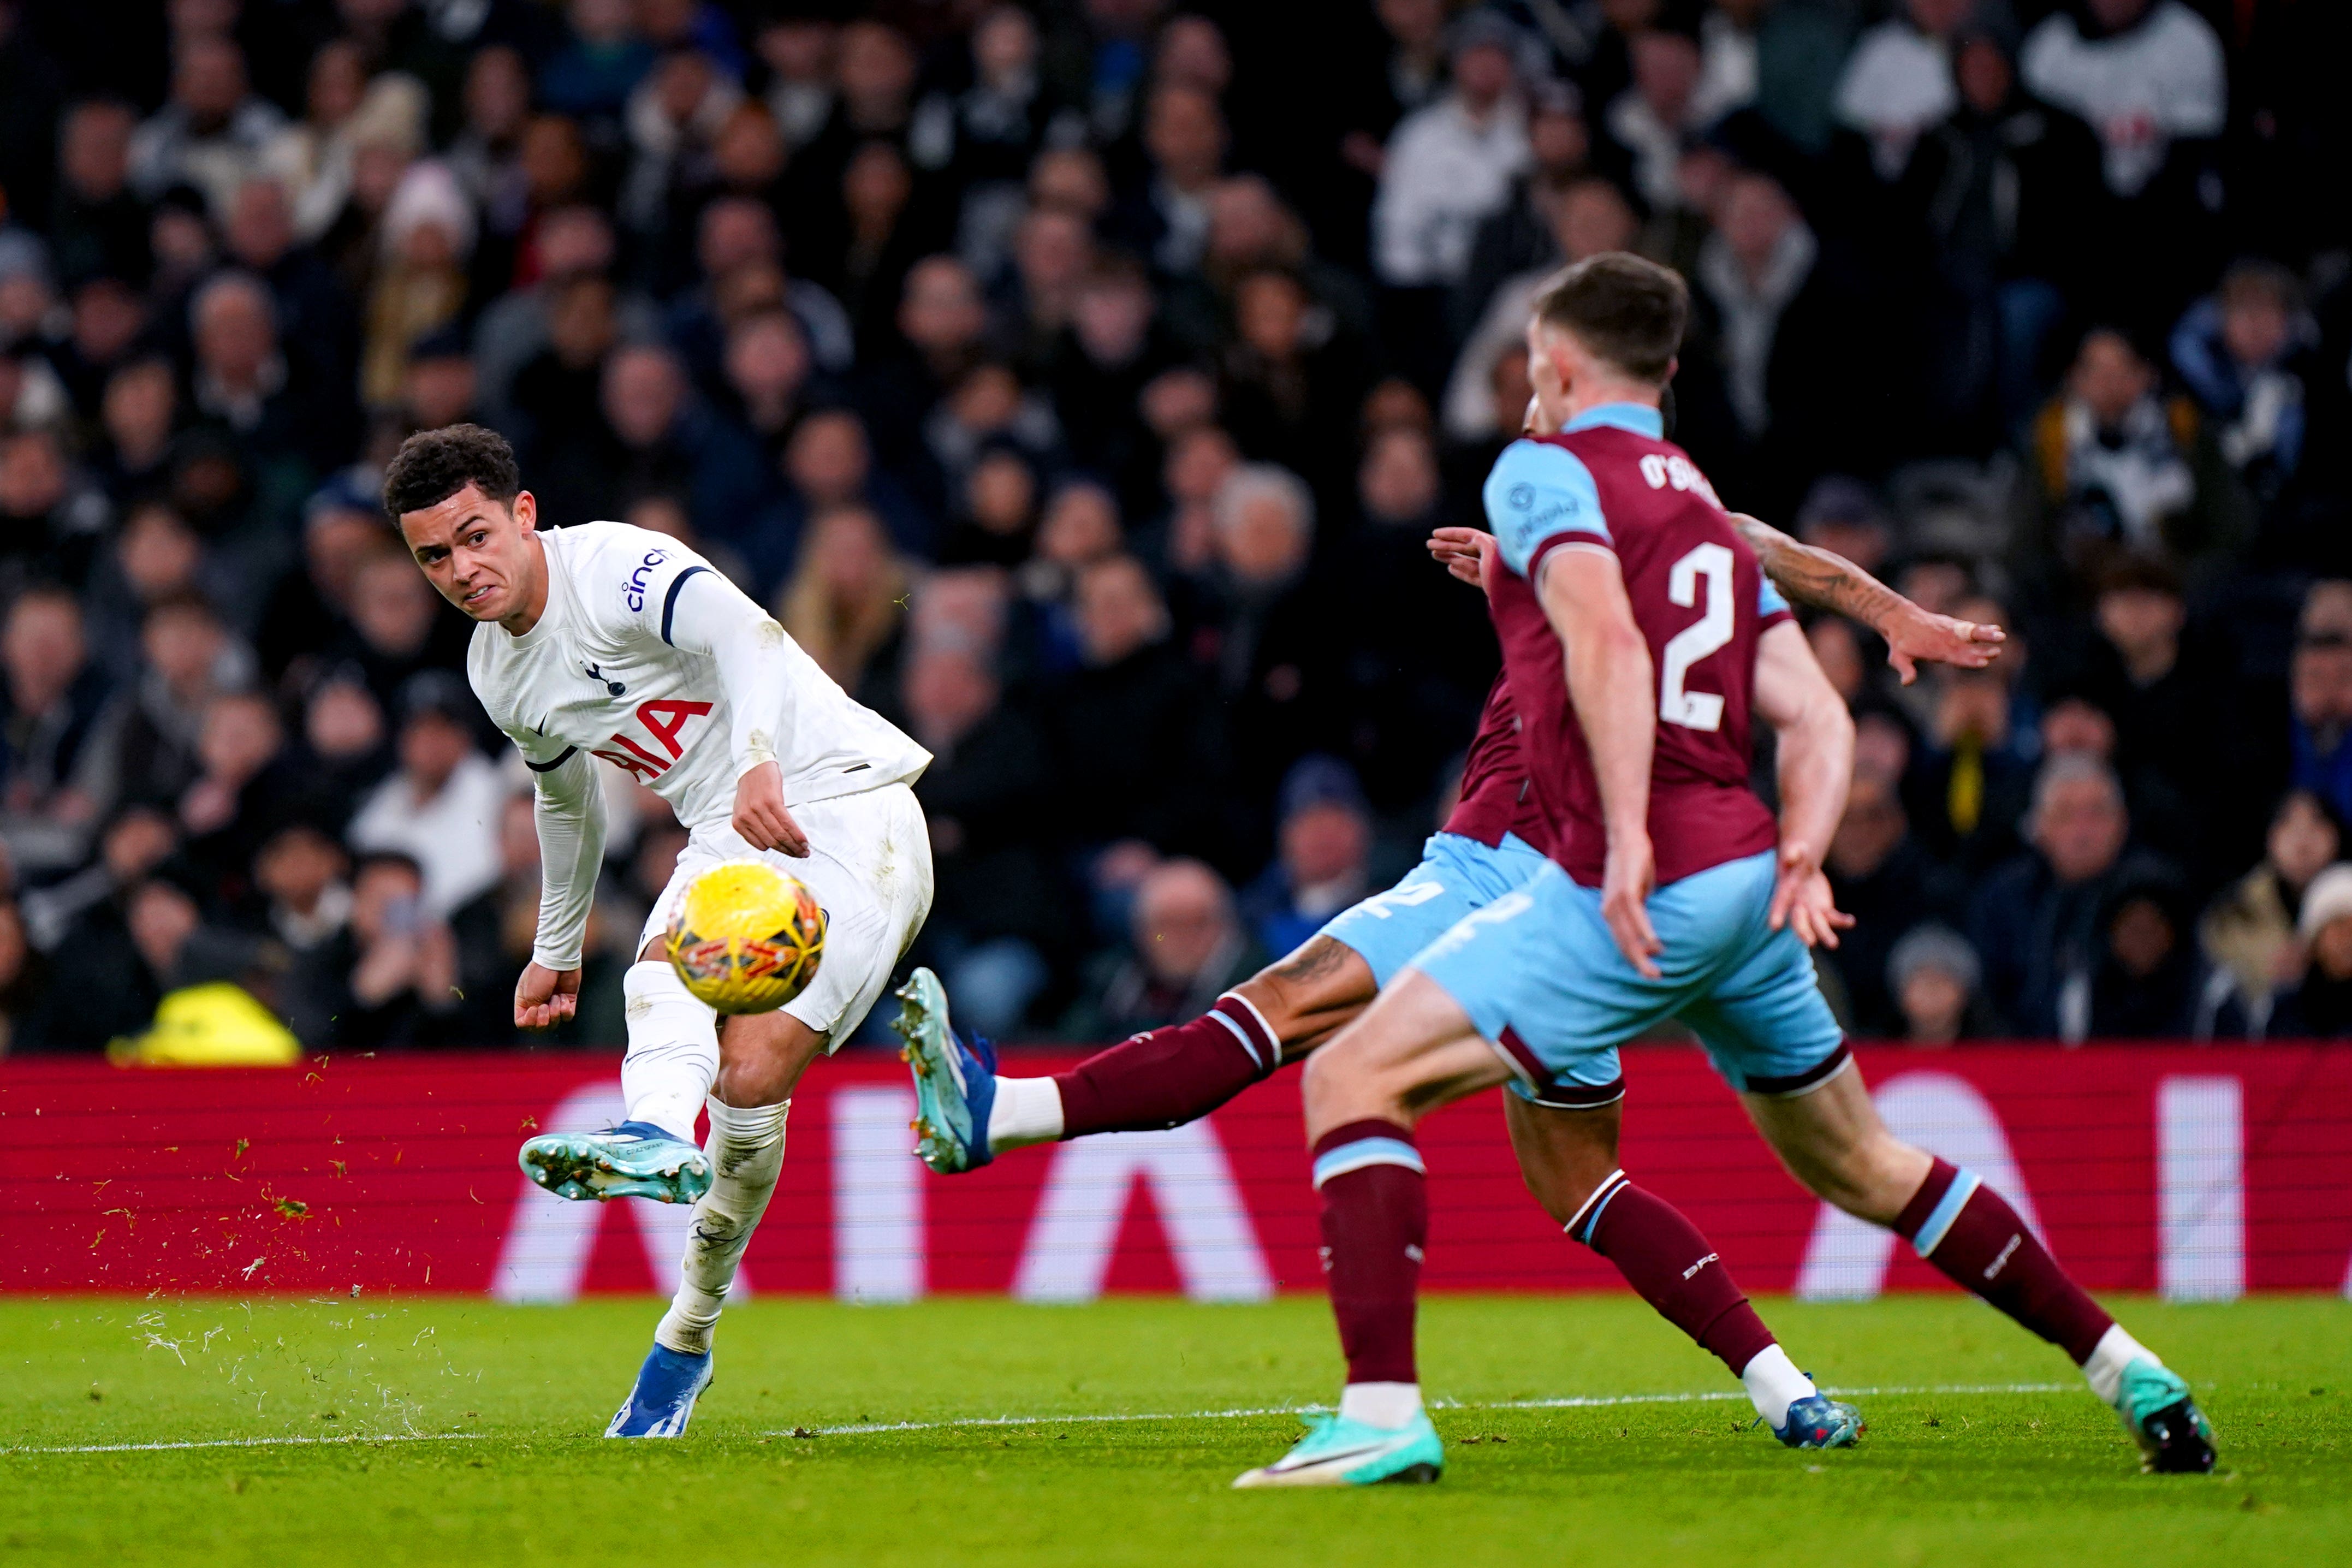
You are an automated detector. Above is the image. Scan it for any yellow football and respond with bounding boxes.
[663,859,826,1013]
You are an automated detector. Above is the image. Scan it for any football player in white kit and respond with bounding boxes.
[385,425,937,1436]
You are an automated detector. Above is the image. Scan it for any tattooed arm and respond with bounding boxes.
[1728,512,2005,686]
[1431,515,2005,685]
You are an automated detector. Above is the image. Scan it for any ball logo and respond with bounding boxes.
[1508,483,1535,510]
[622,549,669,612]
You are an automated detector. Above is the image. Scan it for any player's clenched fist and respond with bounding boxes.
[733,759,810,857]
[514,961,581,1030]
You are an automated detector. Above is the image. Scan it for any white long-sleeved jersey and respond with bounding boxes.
[467,521,930,969]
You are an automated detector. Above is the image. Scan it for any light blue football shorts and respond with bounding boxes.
[1408,849,1849,1108]
[1317,830,1552,989]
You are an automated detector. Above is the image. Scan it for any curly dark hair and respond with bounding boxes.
[382,423,521,518]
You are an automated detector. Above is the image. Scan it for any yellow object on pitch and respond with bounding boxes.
[663,859,827,1013]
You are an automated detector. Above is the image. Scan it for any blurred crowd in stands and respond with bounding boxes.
[1,0,2350,1056]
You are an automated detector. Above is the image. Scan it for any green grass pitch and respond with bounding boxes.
[3,1294,2347,1566]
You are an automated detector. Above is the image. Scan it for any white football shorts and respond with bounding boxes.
[642,781,935,1049]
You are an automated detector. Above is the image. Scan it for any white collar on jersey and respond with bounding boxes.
[1563,402,1665,438]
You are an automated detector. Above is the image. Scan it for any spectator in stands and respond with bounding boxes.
[1241,757,1375,960]
[1836,0,1973,180]
[1053,554,1221,854]
[1196,464,1349,847]
[1887,922,1997,1044]
[126,34,289,215]
[1688,170,1854,517]
[775,504,909,700]
[186,269,347,478]
[2265,863,2352,1037]
[1608,25,1709,215]
[2022,326,2242,583]
[2021,0,2223,204]
[895,636,1056,1038]
[104,593,249,812]
[345,674,504,920]
[2200,789,2343,1037]
[0,586,113,878]
[175,689,308,896]
[1971,751,2180,1037]
[0,426,109,593]
[1372,10,1529,294]
[2168,260,2316,509]
[251,819,351,958]
[2287,583,2352,826]
[333,546,466,712]
[1827,768,1965,1036]
[2087,863,2201,1037]
[284,848,462,1049]
[48,99,151,288]
[1062,857,1261,1041]
[1900,22,2107,439]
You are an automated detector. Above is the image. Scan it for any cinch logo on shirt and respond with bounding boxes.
[622,549,669,612]
[591,698,712,782]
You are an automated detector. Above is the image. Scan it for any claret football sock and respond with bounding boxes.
[1051,994,1278,1138]
[985,1075,1065,1151]
[1570,1172,1779,1381]
[656,1097,788,1357]
[1312,1119,1428,1388]
[1894,1158,2114,1365]
[620,961,721,1143]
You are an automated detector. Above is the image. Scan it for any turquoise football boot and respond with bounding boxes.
[519,1120,711,1204]
[1772,1392,1863,1449]
[2115,1358,2217,1474]
[893,967,996,1173]
[1232,1411,1445,1488]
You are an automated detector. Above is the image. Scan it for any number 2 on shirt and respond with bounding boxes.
[1659,543,1733,732]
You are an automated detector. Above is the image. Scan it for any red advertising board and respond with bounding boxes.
[3,1046,2348,1299]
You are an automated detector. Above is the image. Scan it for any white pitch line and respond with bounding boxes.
[7,1381,2082,1454]
[801,1381,2078,1438]
[5,1430,495,1457]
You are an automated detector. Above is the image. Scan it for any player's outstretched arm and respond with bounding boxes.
[518,746,605,1029]
[666,571,810,857]
[1754,619,1858,949]
[1537,548,1662,977]
[1729,512,2004,685]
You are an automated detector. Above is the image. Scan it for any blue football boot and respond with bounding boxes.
[1772,1392,1864,1450]
[520,1120,711,1204]
[606,1344,715,1438]
[893,967,997,1173]
[2115,1358,2217,1474]
[1233,1411,1446,1488]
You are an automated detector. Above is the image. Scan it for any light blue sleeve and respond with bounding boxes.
[1758,577,1790,617]
[1482,439,1610,578]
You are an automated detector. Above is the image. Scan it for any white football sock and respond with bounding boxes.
[1739,1343,1816,1426]
[620,961,719,1143]
[987,1076,1065,1150]
[655,1097,789,1356]
[2082,1323,2158,1406]
[1337,1381,1423,1429]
